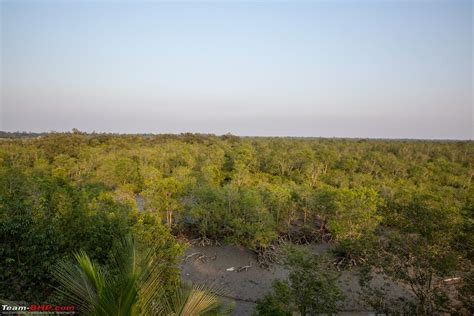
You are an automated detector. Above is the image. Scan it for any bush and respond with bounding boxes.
[254,248,344,315]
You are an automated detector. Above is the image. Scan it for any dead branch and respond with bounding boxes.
[256,245,280,269]
[196,254,217,263]
[237,264,252,272]
[185,252,202,262]
[189,237,219,247]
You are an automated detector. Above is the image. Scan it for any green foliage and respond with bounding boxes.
[255,248,344,315]
[325,187,381,241]
[142,176,185,227]
[253,282,291,316]
[160,282,234,316]
[53,238,231,315]
[1,132,472,312]
[258,183,293,228]
[185,184,276,248]
[363,189,468,313]
[0,158,181,302]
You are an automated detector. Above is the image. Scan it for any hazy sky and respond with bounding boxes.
[1,0,472,139]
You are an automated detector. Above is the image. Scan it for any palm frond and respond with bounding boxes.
[138,258,166,315]
[159,282,233,316]
[53,251,105,314]
[52,237,232,316]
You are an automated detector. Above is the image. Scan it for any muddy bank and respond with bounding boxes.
[180,245,286,315]
[180,244,412,315]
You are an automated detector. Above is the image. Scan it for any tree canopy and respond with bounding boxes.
[0,132,472,313]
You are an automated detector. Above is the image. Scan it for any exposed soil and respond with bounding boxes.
[180,243,413,315]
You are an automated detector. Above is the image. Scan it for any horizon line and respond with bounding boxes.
[0,130,472,142]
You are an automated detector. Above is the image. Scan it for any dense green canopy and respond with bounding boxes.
[0,132,472,313]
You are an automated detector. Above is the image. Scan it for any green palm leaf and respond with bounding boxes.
[52,237,232,316]
[158,283,233,316]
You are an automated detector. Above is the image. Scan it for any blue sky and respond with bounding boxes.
[1,0,472,139]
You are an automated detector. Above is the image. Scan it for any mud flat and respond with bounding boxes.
[180,244,284,314]
[180,244,412,315]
